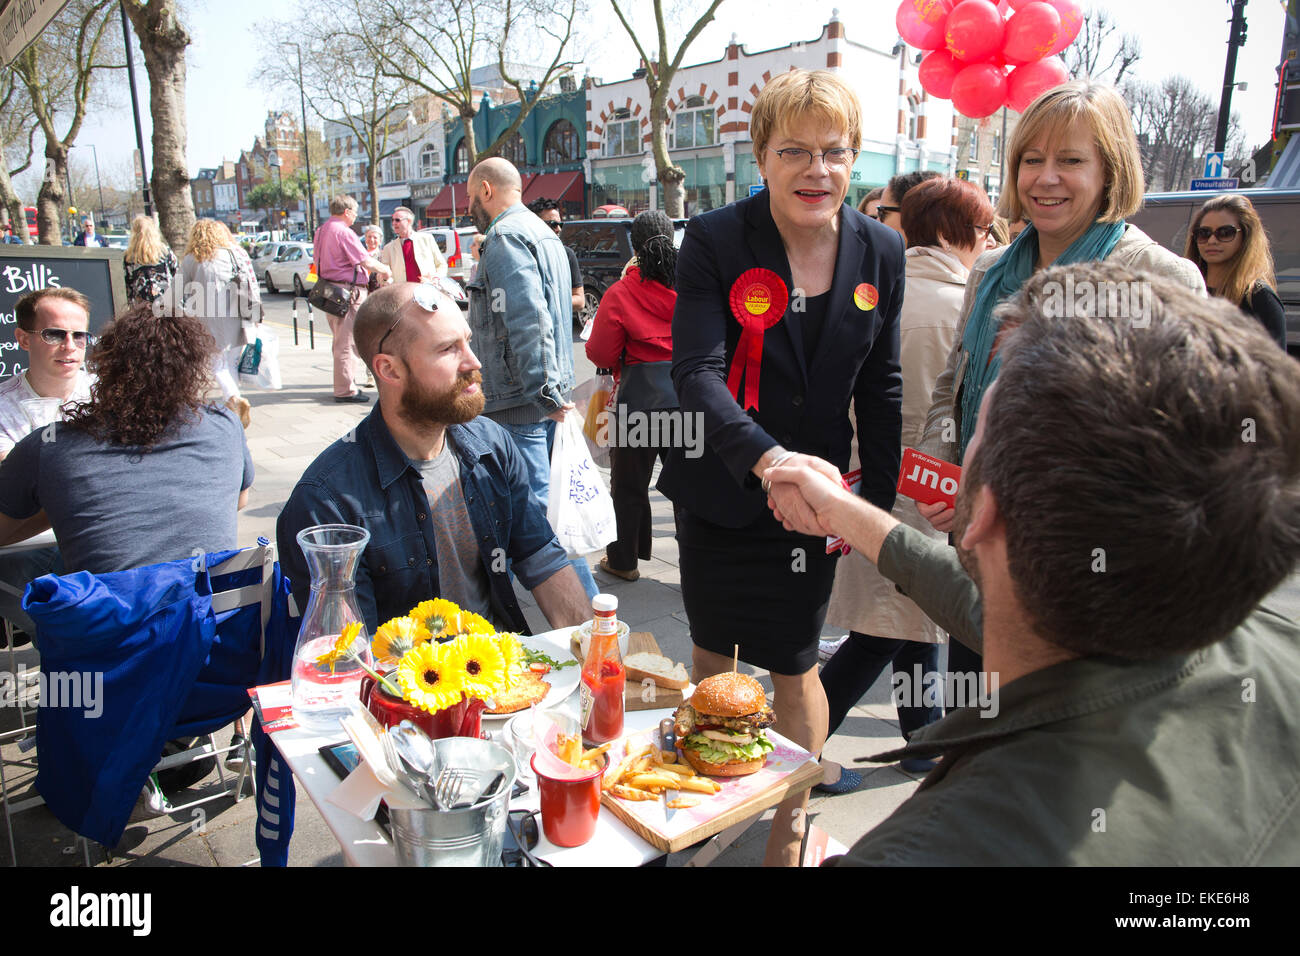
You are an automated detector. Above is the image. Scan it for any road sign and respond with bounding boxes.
[1190,177,1239,191]
[748,184,764,197]
[1204,152,1226,178]
[1,0,70,67]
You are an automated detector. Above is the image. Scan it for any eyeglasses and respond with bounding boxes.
[767,146,860,170]
[503,810,551,867]
[376,287,440,355]
[545,220,563,232]
[974,223,995,238]
[38,328,94,347]
[1193,225,1241,242]
[876,204,901,218]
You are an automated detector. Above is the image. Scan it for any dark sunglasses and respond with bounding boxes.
[1193,225,1241,242]
[376,286,441,355]
[545,220,563,231]
[39,328,94,347]
[503,809,551,867]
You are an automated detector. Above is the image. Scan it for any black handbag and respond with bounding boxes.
[616,360,677,414]
[307,266,360,317]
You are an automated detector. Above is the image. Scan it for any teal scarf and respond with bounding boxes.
[957,219,1127,457]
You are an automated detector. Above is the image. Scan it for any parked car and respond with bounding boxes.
[252,242,291,278]
[563,217,687,331]
[262,241,317,296]
[1130,188,1299,353]
[417,225,478,288]
[103,234,129,250]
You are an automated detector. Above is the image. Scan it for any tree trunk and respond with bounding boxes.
[461,105,479,165]
[368,163,380,229]
[35,150,70,245]
[0,169,32,245]
[649,82,685,217]
[124,1,194,251]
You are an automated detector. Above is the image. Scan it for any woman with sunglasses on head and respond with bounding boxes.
[1183,194,1286,349]
[659,69,904,865]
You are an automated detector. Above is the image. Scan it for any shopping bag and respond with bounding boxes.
[239,328,283,390]
[546,412,617,556]
[237,338,262,375]
[573,374,614,468]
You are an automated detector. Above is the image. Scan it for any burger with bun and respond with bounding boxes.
[673,672,776,777]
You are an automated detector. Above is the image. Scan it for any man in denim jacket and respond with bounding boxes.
[276,283,591,633]
[465,157,597,596]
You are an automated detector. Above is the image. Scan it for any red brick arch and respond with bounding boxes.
[666,80,727,145]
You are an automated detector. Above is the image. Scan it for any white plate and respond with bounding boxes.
[482,627,582,723]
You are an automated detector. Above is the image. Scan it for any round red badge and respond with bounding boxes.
[727,269,789,411]
[853,283,879,311]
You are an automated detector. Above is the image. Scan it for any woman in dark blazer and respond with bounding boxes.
[657,69,903,866]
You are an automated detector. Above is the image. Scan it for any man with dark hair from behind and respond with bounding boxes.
[527,197,585,315]
[765,261,1300,864]
[877,169,942,242]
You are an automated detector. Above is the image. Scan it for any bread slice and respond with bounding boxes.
[624,652,689,690]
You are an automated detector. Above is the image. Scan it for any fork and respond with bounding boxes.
[433,768,472,810]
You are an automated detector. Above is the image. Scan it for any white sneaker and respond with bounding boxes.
[818,635,848,662]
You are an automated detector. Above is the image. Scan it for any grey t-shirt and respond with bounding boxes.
[0,405,254,574]
[414,436,492,617]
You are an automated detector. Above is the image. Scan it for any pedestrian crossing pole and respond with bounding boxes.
[1215,0,1249,153]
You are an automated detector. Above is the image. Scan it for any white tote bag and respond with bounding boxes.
[546,411,617,556]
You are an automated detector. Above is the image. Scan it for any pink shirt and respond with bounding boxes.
[313,215,369,283]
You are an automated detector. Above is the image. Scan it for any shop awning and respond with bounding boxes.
[378,198,407,218]
[523,171,584,205]
[424,184,464,219]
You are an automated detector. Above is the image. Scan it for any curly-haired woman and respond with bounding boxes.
[1183,193,1286,349]
[180,219,261,427]
[0,303,253,574]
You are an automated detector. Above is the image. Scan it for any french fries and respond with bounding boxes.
[553,735,608,773]
[601,735,725,803]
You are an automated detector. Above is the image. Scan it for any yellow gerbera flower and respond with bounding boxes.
[409,598,463,640]
[396,641,465,714]
[496,633,525,687]
[444,633,508,699]
[315,620,363,673]
[372,616,432,664]
[450,610,495,638]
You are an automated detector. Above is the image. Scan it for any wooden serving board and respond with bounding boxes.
[568,630,687,712]
[597,731,824,854]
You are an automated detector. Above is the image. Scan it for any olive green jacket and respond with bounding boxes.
[826,524,1300,866]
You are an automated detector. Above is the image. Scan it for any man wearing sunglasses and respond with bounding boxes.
[527,198,584,315]
[277,282,592,635]
[0,287,95,644]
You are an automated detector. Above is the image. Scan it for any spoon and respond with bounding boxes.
[392,721,445,808]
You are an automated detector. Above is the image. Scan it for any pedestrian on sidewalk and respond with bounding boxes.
[311,195,391,403]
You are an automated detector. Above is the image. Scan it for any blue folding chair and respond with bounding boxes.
[9,538,298,866]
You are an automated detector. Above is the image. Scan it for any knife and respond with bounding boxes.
[659,717,679,822]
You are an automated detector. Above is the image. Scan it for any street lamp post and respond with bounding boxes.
[71,144,107,229]
[270,151,283,238]
[1215,0,1249,153]
[290,42,316,234]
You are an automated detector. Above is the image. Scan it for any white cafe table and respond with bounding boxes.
[0,528,57,556]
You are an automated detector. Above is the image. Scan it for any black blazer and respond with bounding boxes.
[657,189,904,528]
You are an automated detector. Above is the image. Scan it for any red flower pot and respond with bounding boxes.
[359,674,489,739]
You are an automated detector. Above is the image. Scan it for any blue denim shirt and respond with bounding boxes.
[467,203,575,421]
[275,407,569,634]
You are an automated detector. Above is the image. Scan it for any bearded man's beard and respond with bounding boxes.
[400,369,485,425]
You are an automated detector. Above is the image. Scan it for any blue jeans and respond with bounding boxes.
[0,545,63,637]
[497,419,598,599]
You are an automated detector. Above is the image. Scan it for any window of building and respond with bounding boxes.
[990,132,1000,166]
[500,132,526,166]
[907,95,920,141]
[673,95,715,149]
[605,109,640,157]
[420,143,440,179]
[968,129,979,162]
[454,140,470,175]
[543,119,579,164]
[386,154,406,184]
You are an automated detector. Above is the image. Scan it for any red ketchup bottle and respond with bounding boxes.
[580,594,625,745]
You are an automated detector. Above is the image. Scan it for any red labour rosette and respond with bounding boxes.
[726,268,789,410]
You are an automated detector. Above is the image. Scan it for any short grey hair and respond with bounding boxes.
[392,206,415,221]
[329,195,358,216]
[363,224,383,240]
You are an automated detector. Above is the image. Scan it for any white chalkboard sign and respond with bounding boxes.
[0,245,126,380]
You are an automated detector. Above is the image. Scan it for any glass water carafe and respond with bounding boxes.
[290,524,374,733]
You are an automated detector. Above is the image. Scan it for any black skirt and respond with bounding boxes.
[675,504,839,675]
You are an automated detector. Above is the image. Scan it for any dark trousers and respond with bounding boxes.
[945,638,983,715]
[605,441,670,571]
[821,631,942,740]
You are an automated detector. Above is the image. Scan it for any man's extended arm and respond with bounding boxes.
[531,564,590,629]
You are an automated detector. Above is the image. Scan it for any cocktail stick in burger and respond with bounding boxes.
[673,672,776,776]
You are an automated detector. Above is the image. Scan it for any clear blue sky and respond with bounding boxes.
[19,0,1290,195]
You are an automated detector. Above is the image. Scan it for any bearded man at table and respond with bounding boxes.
[764,262,1300,865]
[276,283,590,634]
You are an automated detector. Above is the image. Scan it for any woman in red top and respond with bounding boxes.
[585,210,678,581]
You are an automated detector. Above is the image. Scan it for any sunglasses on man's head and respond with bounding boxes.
[38,328,93,347]
[1194,225,1241,242]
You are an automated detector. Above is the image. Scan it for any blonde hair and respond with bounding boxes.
[1183,193,1277,308]
[750,69,863,159]
[125,215,167,266]
[184,218,236,262]
[1000,80,1144,224]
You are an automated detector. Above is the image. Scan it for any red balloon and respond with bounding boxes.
[896,0,954,51]
[951,62,1010,118]
[946,0,1006,62]
[1046,0,1082,55]
[1006,0,1037,8]
[1002,1,1061,64]
[919,49,963,98]
[1007,56,1070,112]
